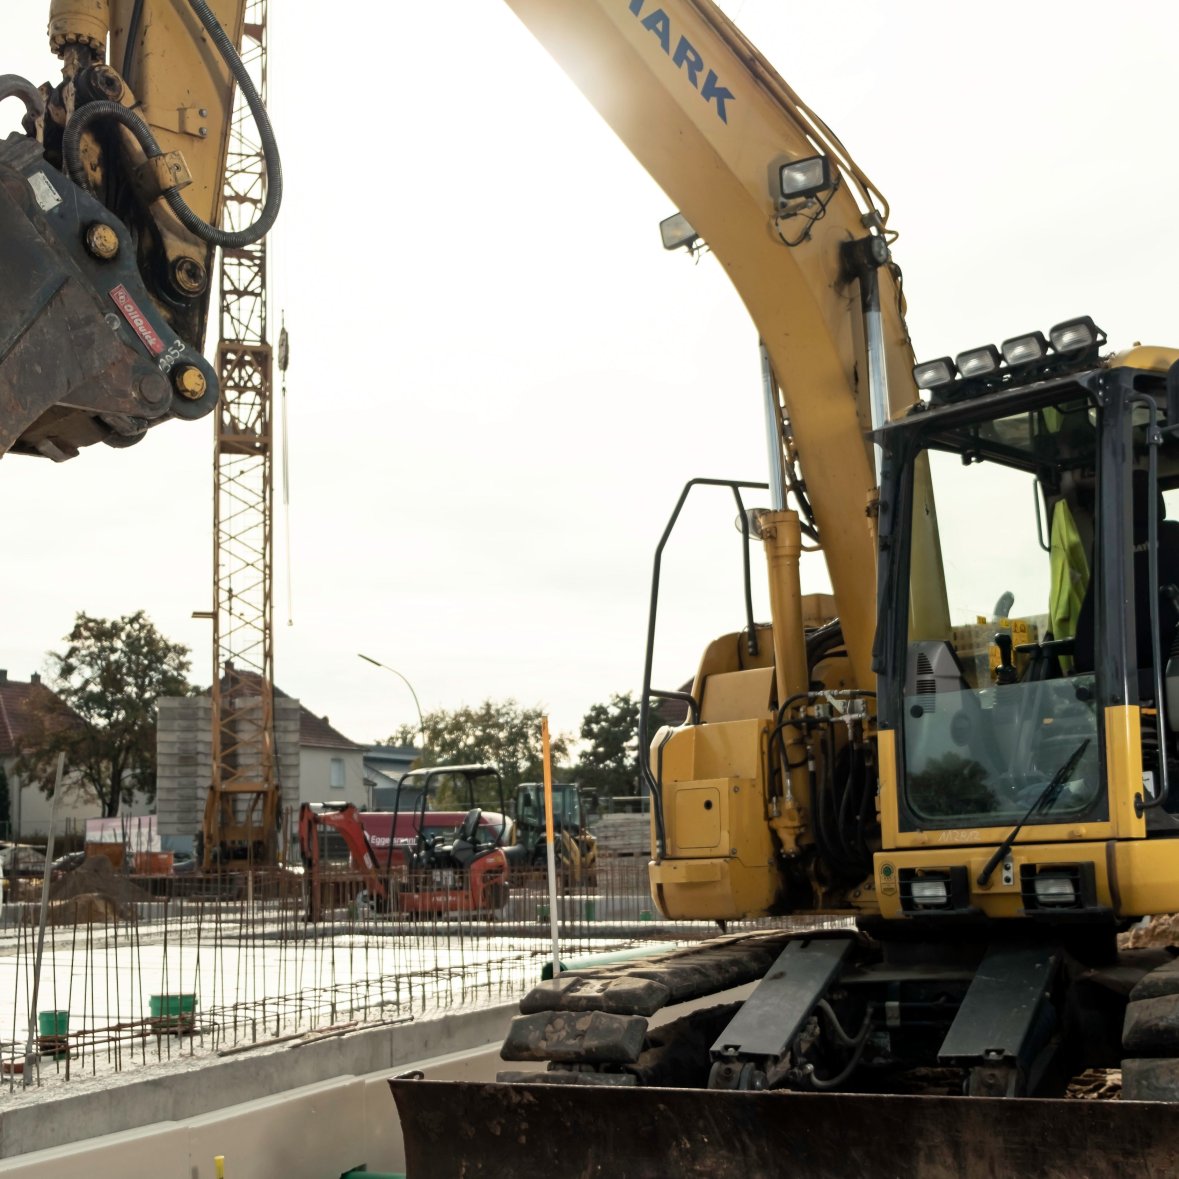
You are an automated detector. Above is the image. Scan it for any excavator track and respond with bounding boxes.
[1123,955,1179,1099]
[498,929,855,1083]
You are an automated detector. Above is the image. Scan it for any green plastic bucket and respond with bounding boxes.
[38,1010,68,1037]
[150,993,196,1033]
[37,1010,69,1058]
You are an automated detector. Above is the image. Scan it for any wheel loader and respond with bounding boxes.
[391,1,1179,1174]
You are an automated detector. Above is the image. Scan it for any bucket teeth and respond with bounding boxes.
[520,975,671,1016]
[501,1011,648,1064]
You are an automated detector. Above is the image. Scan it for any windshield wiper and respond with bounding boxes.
[976,738,1091,887]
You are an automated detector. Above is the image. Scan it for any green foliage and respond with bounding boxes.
[576,692,639,799]
[16,611,193,818]
[383,699,571,805]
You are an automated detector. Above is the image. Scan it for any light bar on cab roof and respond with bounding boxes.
[956,345,1002,380]
[1050,316,1103,355]
[913,357,956,390]
[1001,331,1050,367]
[779,155,833,201]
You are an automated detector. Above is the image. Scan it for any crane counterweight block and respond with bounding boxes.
[0,133,217,460]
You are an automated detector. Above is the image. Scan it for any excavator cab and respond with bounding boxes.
[874,339,1179,925]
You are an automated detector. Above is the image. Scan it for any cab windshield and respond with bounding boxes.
[899,394,1104,830]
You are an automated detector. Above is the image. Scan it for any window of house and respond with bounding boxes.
[330,757,345,790]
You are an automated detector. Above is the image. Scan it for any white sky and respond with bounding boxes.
[2,1,1177,747]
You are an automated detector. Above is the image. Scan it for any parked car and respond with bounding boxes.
[0,844,48,877]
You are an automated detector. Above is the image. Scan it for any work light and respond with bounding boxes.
[1049,316,1103,355]
[955,345,1002,379]
[913,357,956,390]
[1001,331,1050,367]
[779,156,833,201]
[659,211,700,252]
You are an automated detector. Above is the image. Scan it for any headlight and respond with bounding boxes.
[1032,874,1077,907]
[955,345,1002,379]
[1001,331,1050,366]
[913,357,956,390]
[1049,316,1103,355]
[779,155,833,200]
[910,878,949,907]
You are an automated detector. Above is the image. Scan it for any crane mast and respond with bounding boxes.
[202,0,278,868]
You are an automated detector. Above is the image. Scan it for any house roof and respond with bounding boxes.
[0,671,59,758]
[298,708,363,751]
[215,665,364,751]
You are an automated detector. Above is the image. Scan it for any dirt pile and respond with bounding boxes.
[47,894,121,925]
[49,855,150,905]
[1120,914,1179,950]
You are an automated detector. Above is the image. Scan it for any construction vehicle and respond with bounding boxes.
[388,764,516,915]
[513,782,598,888]
[391,1,1179,1173]
[0,0,278,462]
[298,792,514,920]
[297,801,389,921]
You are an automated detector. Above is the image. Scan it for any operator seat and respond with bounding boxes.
[1073,476,1179,698]
[435,808,487,869]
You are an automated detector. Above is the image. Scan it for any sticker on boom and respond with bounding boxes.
[109,283,165,356]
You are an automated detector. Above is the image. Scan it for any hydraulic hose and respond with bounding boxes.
[63,0,281,248]
[0,74,45,119]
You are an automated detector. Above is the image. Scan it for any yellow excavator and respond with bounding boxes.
[391,1,1179,1173]
[0,0,276,461]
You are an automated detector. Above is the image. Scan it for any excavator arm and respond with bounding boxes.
[500,0,945,683]
[298,803,389,921]
[0,0,278,460]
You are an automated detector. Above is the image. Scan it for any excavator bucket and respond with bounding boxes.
[390,1077,1179,1179]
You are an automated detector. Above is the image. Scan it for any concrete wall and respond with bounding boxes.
[156,696,301,851]
[0,1003,520,1177]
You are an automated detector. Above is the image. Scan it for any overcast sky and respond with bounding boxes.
[2,1,1176,748]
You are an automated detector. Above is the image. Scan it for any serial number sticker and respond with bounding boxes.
[109,283,165,356]
[28,172,61,212]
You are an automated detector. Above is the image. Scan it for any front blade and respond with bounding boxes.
[390,1078,1179,1179]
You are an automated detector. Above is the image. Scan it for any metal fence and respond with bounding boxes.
[0,856,849,1091]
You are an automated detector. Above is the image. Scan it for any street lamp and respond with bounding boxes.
[357,653,426,755]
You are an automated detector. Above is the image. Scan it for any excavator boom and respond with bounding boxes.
[499,0,944,682]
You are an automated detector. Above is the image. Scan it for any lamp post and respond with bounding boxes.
[357,653,427,755]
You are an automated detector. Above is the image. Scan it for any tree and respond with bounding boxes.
[577,692,640,800]
[17,611,193,817]
[383,699,571,805]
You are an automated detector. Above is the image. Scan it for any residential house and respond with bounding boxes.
[0,669,97,839]
[298,709,367,808]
